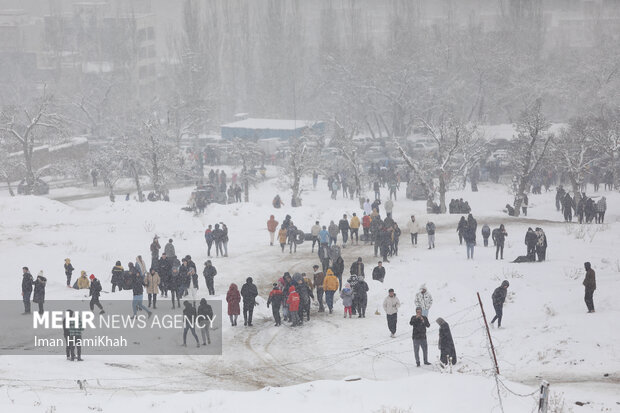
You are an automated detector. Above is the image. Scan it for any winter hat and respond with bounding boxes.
[420,284,426,291]
[273,283,278,288]
[326,269,334,275]
[81,270,86,276]
[501,280,510,288]
[436,318,445,325]
[38,270,44,277]
[246,277,253,283]
[584,262,591,269]
[153,235,159,239]
[415,306,422,312]
[289,286,296,293]
[115,261,121,266]
[89,274,95,280]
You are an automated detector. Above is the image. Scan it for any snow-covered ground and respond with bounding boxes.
[1,170,619,412]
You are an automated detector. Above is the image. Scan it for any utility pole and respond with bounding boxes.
[477,292,500,374]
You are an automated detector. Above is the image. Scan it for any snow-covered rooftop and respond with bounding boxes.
[221,118,321,130]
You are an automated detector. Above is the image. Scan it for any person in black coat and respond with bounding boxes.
[349,257,365,277]
[353,276,369,317]
[267,284,284,326]
[372,261,386,282]
[111,261,124,292]
[296,278,314,323]
[457,216,467,245]
[525,228,537,259]
[490,280,509,327]
[203,260,217,295]
[494,224,507,260]
[339,214,350,246]
[21,267,34,314]
[410,307,431,367]
[182,301,200,347]
[436,318,457,366]
[240,277,258,326]
[197,298,213,345]
[332,255,344,291]
[33,271,47,315]
[178,260,190,297]
[89,275,104,314]
[158,254,171,297]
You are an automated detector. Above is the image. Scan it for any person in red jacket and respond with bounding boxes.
[226,283,241,326]
[362,213,371,244]
[286,286,301,326]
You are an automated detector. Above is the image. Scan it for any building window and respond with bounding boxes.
[147,27,154,40]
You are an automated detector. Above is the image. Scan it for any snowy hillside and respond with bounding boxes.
[1,172,619,412]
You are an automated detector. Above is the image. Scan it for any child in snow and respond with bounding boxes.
[340,283,353,318]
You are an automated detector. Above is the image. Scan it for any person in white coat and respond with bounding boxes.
[407,215,421,246]
[383,288,401,337]
[414,284,433,318]
[363,199,372,216]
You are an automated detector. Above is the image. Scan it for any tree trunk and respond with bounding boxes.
[244,179,249,202]
[439,172,447,213]
[23,142,35,194]
[292,167,301,207]
[130,162,144,202]
[611,151,617,190]
[6,178,15,196]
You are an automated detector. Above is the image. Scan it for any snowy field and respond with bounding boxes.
[1,169,619,412]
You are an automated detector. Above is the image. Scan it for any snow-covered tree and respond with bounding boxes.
[0,88,68,194]
[396,113,478,213]
[553,117,601,194]
[591,107,620,189]
[230,138,264,202]
[282,130,322,207]
[331,119,367,197]
[134,118,188,197]
[508,99,553,216]
[88,145,125,199]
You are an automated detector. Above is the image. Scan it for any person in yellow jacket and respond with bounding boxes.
[77,271,90,289]
[278,227,288,253]
[323,269,339,314]
[350,213,361,245]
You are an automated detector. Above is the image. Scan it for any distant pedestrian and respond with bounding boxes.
[267,283,283,326]
[226,283,241,326]
[410,307,431,367]
[436,318,457,367]
[323,269,339,314]
[64,258,74,287]
[267,215,279,246]
[481,224,490,247]
[414,285,433,318]
[426,222,436,249]
[583,262,596,313]
[490,280,509,328]
[407,215,420,246]
[383,289,400,337]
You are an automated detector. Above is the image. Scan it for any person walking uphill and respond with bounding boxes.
[323,269,339,314]
[313,265,325,312]
[64,258,74,287]
[240,277,258,326]
[203,260,217,295]
[436,318,457,367]
[87,273,104,312]
[340,283,354,318]
[267,283,283,326]
[182,301,200,348]
[21,267,33,314]
[583,262,596,313]
[267,215,279,246]
[383,289,401,337]
[410,307,431,367]
[226,283,241,326]
[350,213,360,245]
[493,225,507,260]
[131,271,152,319]
[426,221,436,249]
[490,280,509,328]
